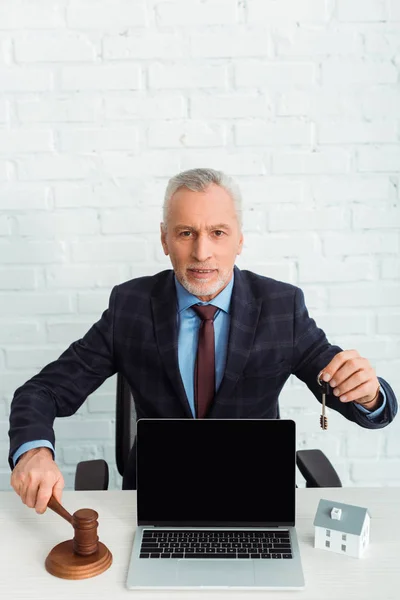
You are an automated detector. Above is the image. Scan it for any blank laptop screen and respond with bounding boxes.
[136,419,296,527]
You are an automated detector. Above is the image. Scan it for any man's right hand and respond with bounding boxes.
[10,447,64,514]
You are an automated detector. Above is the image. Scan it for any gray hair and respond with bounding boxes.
[162,168,243,230]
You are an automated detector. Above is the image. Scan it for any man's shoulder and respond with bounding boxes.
[239,268,299,298]
[114,269,174,297]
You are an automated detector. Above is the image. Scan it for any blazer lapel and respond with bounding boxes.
[150,271,192,418]
[212,266,262,408]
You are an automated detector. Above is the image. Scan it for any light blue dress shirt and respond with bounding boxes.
[13,276,387,465]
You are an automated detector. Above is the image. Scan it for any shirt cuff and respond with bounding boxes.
[13,440,55,468]
[354,387,387,420]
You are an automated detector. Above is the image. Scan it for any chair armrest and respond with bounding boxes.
[296,449,342,488]
[74,459,109,491]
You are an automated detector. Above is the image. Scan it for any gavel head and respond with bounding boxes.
[71,509,99,556]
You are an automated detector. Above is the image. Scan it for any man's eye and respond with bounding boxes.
[180,231,192,237]
[214,230,225,237]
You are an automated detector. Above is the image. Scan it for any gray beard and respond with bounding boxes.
[179,272,228,299]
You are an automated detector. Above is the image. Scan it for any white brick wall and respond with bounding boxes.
[0,0,399,491]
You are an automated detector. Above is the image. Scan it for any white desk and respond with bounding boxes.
[1,488,399,599]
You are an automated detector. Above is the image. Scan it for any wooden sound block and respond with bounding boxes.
[45,539,112,580]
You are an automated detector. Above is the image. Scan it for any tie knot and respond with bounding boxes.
[192,304,218,321]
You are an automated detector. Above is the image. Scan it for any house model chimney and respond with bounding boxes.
[331,507,342,520]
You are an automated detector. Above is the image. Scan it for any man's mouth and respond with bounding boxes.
[188,268,217,279]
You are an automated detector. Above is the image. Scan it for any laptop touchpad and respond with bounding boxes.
[178,560,254,586]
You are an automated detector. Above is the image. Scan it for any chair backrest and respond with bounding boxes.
[115,373,137,477]
[114,373,342,487]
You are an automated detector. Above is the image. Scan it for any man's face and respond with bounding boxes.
[160,184,244,301]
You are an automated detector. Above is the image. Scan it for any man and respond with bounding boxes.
[8,168,398,513]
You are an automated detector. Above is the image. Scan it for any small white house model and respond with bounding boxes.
[313,499,370,558]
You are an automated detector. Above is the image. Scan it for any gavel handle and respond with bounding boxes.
[47,495,73,525]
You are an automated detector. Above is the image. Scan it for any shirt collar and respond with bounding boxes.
[175,272,234,314]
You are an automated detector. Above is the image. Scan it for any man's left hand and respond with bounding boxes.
[319,350,381,411]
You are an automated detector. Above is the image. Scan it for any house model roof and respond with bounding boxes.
[313,499,369,535]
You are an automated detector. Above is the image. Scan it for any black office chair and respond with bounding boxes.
[75,374,342,491]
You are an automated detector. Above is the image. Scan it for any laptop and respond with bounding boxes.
[126,418,305,590]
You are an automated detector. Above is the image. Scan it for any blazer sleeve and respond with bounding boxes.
[291,287,398,429]
[8,286,118,469]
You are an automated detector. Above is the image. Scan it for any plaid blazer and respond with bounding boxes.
[8,267,398,485]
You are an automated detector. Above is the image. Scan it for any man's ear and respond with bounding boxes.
[237,232,244,256]
[160,223,169,256]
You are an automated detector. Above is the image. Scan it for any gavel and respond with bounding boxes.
[45,495,112,580]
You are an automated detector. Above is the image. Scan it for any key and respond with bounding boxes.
[317,374,330,430]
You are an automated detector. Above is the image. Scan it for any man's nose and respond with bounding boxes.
[192,235,213,263]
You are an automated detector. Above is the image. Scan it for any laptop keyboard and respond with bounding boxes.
[139,530,292,559]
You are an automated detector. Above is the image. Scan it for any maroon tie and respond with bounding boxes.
[192,304,219,419]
